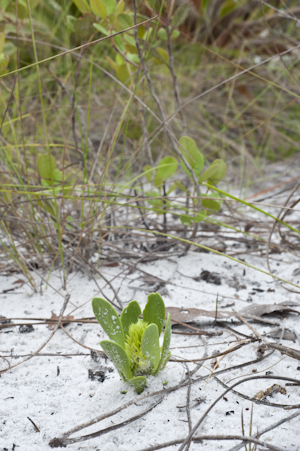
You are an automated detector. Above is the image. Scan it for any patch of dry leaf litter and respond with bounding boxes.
[0,248,300,450]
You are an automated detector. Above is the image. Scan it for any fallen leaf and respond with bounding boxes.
[166,307,234,322]
[165,302,299,325]
[12,279,25,285]
[239,303,300,317]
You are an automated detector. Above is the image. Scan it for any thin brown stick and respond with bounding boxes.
[49,397,163,447]
[228,410,300,451]
[235,311,300,361]
[177,375,300,451]
[135,435,286,451]
[0,294,70,375]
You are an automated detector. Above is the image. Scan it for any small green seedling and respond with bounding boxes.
[92,292,171,394]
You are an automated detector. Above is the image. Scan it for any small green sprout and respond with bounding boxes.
[92,292,172,394]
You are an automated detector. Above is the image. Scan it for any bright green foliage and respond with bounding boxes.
[129,376,147,394]
[140,323,160,372]
[90,0,107,18]
[179,136,204,177]
[143,292,165,335]
[92,297,125,347]
[120,300,141,338]
[198,164,220,184]
[155,311,171,375]
[74,0,91,14]
[209,159,227,184]
[157,156,178,180]
[142,135,226,228]
[201,195,221,211]
[157,28,179,40]
[37,154,62,187]
[92,293,172,393]
[93,23,109,35]
[101,340,132,379]
[125,320,152,375]
[100,0,117,16]
[88,0,171,85]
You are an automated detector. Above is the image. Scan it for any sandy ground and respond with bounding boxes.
[1,238,300,451]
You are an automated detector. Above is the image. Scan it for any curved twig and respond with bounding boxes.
[0,294,70,375]
[177,375,300,451]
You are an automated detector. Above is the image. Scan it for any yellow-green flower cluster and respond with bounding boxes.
[125,319,153,375]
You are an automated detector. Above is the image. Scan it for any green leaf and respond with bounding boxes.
[116,53,124,65]
[194,210,207,222]
[179,136,204,175]
[161,351,171,369]
[126,53,139,64]
[129,376,147,394]
[198,164,220,184]
[101,0,117,16]
[7,1,28,19]
[37,154,56,185]
[171,29,180,39]
[141,323,160,372]
[143,165,153,183]
[180,214,192,226]
[1,0,10,11]
[154,171,163,188]
[114,34,125,52]
[137,25,145,39]
[157,156,178,180]
[179,136,197,163]
[74,0,91,14]
[93,22,109,35]
[100,340,132,380]
[53,169,63,184]
[143,292,165,336]
[124,34,136,46]
[208,159,226,183]
[157,28,179,40]
[90,0,107,18]
[144,27,153,41]
[153,47,169,64]
[202,198,221,211]
[115,0,124,15]
[116,63,130,84]
[120,300,141,339]
[157,28,167,40]
[154,313,171,375]
[92,297,125,347]
[194,152,205,177]
[117,13,134,30]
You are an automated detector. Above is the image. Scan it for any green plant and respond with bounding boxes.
[143,135,227,227]
[92,292,171,393]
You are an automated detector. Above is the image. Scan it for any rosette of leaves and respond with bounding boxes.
[92,292,171,394]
